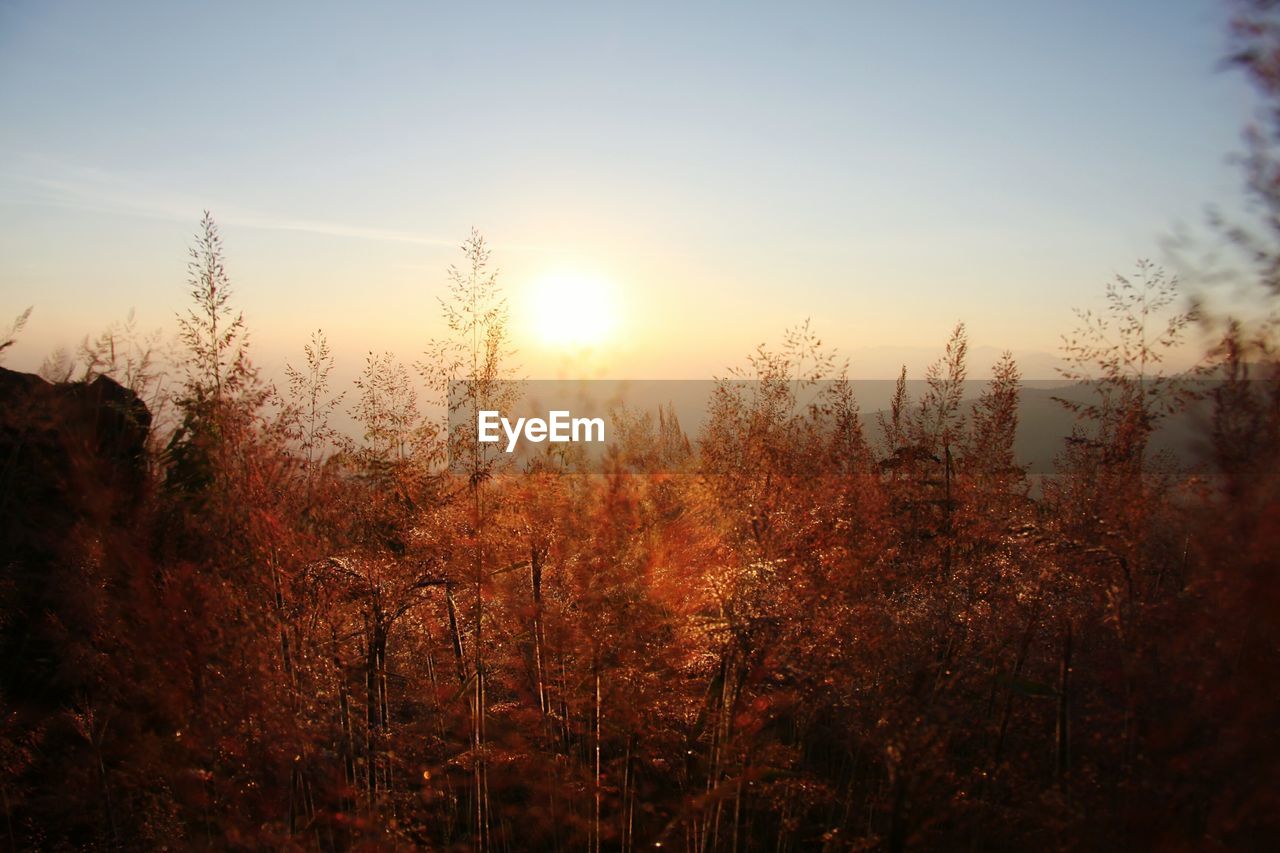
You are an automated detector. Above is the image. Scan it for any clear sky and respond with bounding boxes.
[0,0,1255,381]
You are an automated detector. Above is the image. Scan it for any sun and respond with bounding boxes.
[527,271,619,349]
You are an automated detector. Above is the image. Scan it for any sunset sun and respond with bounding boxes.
[527,271,619,349]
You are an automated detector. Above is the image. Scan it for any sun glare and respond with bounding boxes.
[527,271,619,349]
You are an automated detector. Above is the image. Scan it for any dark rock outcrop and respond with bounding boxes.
[0,367,152,707]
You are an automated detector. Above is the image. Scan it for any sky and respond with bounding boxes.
[0,0,1258,382]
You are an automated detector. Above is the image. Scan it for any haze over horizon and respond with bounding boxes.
[0,0,1255,381]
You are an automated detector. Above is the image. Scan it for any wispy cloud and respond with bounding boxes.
[0,153,550,252]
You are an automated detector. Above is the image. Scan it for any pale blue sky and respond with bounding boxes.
[0,1,1255,378]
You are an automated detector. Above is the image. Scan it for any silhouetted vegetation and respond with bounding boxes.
[1,214,1277,850]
